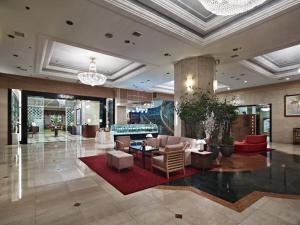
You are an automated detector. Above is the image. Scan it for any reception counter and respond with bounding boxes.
[111,124,158,140]
[82,125,98,138]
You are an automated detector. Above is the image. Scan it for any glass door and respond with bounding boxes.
[257,104,271,141]
[27,96,44,143]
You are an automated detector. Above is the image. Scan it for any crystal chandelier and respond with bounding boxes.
[78,57,107,86]
[198,0,266,16]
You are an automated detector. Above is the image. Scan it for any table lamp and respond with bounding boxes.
[146,133,153,138]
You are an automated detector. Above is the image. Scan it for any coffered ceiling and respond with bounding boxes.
[126,0,275,37]
[36,36,148,84]
[97,0,299,45]
[0,0,300,94]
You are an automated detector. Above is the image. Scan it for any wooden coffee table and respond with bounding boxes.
[130,144,159,168]
[191,150,214,170]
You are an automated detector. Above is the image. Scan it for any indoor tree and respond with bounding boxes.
[176,89,212,138]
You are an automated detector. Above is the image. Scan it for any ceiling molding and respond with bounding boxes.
[143,0,234,32]
[35,35,152,85]
[95,0,300,46]
[91,0,204,45]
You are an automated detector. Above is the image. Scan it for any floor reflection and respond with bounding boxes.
[166,151,300,203]
[2,141,109,202]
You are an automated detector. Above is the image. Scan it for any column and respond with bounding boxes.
[174,56,216,137]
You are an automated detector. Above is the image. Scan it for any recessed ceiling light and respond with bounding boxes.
[132,31,142,37]
[105,33,113,38]
[286,77,290,81]
[25,6,30,10]
[7,34,15,39]
[298,68,300,73]
[66,20,74,26]
[244,80,248,83]
[164,53,171,57]
[227,87,231,90]
[124,40,130,44]
[13,54,18,57]
[14,31,24,37]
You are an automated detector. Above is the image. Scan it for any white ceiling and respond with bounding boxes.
[50,42,133,75]
[262,44,300,67]
[0,0,300,94]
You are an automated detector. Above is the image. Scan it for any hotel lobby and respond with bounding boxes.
[0,0,300,225]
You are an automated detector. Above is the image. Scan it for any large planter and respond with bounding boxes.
[220,145,234,157]
[209,144,220,160]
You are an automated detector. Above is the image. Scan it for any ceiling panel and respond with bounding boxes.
[262,44,300,67]
[50,42,133,75]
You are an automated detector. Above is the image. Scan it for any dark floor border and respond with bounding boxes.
[156,185,300,212]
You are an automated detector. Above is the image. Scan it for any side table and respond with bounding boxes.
[191,151,214,170]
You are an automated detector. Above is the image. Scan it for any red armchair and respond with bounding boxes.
[234,135,267,153]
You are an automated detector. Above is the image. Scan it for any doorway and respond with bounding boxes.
[233,104,272,142]
[20,91,112,144]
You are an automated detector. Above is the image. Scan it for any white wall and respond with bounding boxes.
[218,82,300,144]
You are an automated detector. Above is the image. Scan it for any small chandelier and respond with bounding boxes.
[198,0,266,16]
[78,57,107,86]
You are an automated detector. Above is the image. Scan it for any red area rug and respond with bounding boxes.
[79,154,200,195]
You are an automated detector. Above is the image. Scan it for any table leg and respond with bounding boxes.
[142,150,145,168]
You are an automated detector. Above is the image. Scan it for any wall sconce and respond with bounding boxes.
[213,79,218,93]
[185,77,194,92]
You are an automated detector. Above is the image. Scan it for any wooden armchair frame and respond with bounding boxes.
[151,149,185,179]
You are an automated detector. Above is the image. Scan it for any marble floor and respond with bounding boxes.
[28,130,92,144]
[0,140,299,225]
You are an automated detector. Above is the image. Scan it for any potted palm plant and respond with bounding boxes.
[220,136,234,157]
[219,99,238,157]
[176,89,211,139]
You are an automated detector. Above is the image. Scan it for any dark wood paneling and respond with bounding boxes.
[82,125,98,138]
[0,73,114,98]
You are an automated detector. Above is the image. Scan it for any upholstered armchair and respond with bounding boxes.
[151,143,185,179]
[115,136,131,153]
[234,135,267,153]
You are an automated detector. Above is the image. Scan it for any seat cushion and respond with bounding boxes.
[116,136,131,146]
[146,138,160,147]
[165,143,184,152]
[180,137,197,149]
[152,155,165,168]
[245,135,266,144]
[159,147,165,152]
[158,135,169,147]
[166,136,181,145]
[234,141,267,153]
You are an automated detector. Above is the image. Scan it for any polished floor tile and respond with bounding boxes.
[0,140,299,225]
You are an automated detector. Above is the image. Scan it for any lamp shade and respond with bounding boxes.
[146,133,153,138]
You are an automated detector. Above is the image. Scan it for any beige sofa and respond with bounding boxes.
[147,135,203,166]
